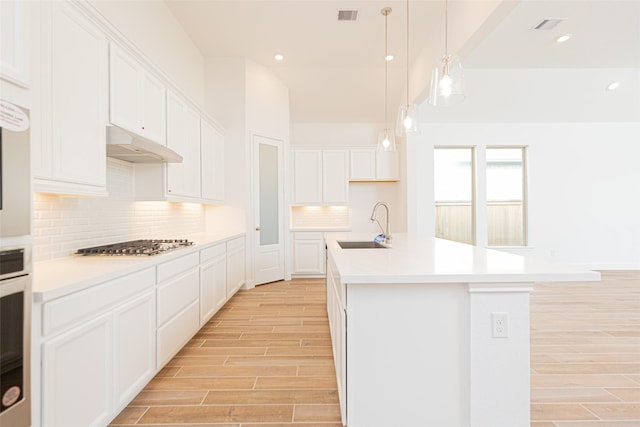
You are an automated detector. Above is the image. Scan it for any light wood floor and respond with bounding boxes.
[110,272,639,427]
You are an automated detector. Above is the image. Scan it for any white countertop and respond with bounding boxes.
[33,231,245,302]
[325,232,600,284]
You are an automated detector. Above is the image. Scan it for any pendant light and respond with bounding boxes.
[395,0,419,137]
[429,0,466,106]
[378,7,396,152]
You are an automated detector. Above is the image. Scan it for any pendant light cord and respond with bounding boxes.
[444,0,448,56]
[384,8,389,129]
[405,0,410,106]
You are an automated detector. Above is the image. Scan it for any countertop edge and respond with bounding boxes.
[33,231,246,302]
[325,232,601,285]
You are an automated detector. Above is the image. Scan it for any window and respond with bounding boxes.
[486,147,527,246]
[434,148,475,245]
[433,146,528,247]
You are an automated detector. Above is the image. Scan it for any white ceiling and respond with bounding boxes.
[164,0,640,123]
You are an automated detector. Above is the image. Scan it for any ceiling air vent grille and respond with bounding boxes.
[338,10,358,21]
[532,18,565,30]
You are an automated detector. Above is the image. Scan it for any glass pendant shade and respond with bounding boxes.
[377,128,396,152]
[429,53,465,106]
[395,103,419,136]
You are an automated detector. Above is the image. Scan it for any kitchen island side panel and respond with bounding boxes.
[345,283,469,427]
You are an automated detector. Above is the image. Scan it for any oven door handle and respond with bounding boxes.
[0,274,28,298]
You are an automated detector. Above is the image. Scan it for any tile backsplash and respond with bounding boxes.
[33,159,205,262]
[290,206,349,229]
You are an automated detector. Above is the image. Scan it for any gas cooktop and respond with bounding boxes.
[75,239,193,256]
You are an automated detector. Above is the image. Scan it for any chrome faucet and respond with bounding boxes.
[370,202,391,245]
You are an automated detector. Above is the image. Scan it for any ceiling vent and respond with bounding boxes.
[532,18,565,30]
[338,10,358,21]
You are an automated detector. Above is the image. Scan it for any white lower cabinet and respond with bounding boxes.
[199,243,227,324]
[37,235,247,427]
[326,257,347,425]
[113,291,156,409]
[156,253,200,368]
[42,313,113,427]
[40,268,155,427]
[292,232,326,276]
[226,237,246,297]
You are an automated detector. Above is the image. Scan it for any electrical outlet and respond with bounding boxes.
[492,312,509,338]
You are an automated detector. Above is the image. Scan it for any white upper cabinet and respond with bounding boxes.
[201,119,225,204]
[349,148,376,181]
[0,0,29,87]
[34,1,108,196]
[293,149,349,205]
[134,96,225,204]
[166,90,201,199]
[323,150,349,204]
[349,146,399,181]
[293,150,322,204]
[109,44,166,144]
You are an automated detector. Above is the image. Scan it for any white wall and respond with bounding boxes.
[203,58,290,231]
[291,123,408,234]
[204,58,290,284]
[409,122,640,269]
[406,66,640,268]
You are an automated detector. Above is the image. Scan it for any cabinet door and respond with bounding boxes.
[157,266,200,368]
[201,120,225,203]
[157,300,199,369]
[227,237,246,297]
[113,291,156,409]
[42,313,112,427]
[39,2,108,193]
[376,149,399,181]
[200,245,227,324]
[184,107,202,198]
[323,150,349,204]
[166,92,186,196]
[326,261,347,425]
[109,44,140,134]
[166,91,201,199]
[293,150,322,204]
[293,232,326,274]
[140,71,166,144]
[349,148,376,181]
[0,0,29,86]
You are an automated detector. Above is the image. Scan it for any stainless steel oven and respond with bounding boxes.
[0,247,31,427]
[0,99,31,427]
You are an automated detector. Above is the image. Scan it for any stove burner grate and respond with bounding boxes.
[76,239,193,256]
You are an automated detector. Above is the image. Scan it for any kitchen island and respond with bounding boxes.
[324,233,599,427]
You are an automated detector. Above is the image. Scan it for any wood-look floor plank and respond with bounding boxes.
[111,273,640,426]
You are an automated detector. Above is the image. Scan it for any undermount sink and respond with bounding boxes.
[337,241,388,249]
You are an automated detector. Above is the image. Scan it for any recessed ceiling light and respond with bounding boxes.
[274,53,284,61]
[385,54,394,61]
[555,33,572,43]
[606,81,620,91]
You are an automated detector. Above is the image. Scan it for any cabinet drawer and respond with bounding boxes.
[227,236,244,252]
[42,268,155,336]
[157,268,199,327]
[157,252,199,283]
[294,231,324,240]
[200,243,226,263]
[157,300,199,368]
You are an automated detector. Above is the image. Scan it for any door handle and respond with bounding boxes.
[255,226,261,231]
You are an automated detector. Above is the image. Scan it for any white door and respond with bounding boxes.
[253,134,285,285]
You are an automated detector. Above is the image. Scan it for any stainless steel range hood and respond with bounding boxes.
[106,125,183,163]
